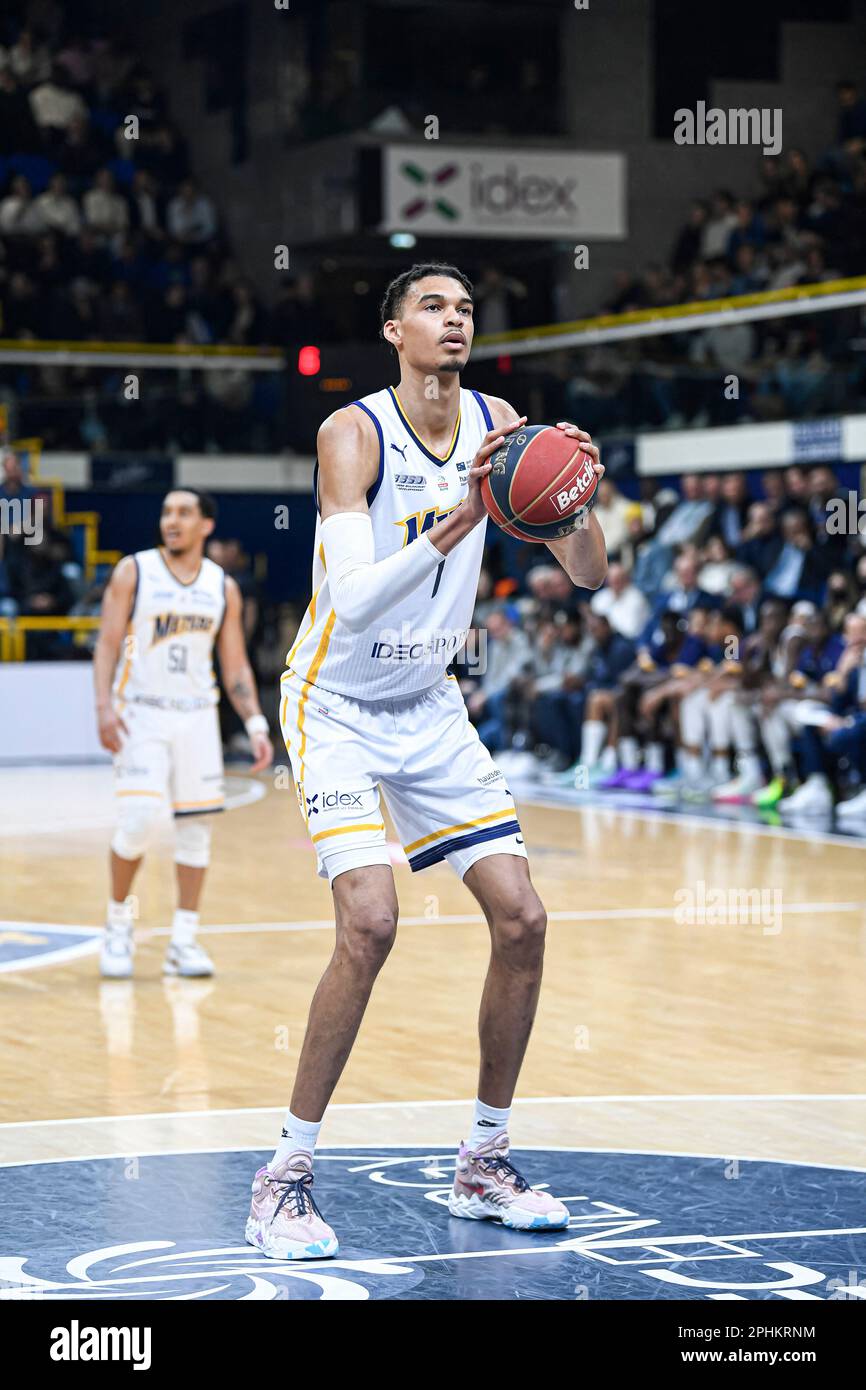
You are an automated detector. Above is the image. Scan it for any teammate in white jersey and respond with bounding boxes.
[246,265,607,1260]
[94,488,273,979]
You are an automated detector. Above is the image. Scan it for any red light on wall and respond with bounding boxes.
[297,345,321,376]
[496,354,512,374]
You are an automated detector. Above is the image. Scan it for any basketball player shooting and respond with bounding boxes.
[246,264,607,1260]
[94,488,274,979]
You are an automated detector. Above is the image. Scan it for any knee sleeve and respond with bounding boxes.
[111,797,162,861]
[174,816,212,868]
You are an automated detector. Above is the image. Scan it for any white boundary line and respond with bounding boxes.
[3,898,862,953]
[515,789,866,849]
[0,924,102,975]
[160,899,866,936]
[1,1142,864,1175]
[2,1094,864,1130]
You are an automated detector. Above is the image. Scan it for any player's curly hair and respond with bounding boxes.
[379,262,474,342]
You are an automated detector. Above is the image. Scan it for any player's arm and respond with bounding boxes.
[93,555,137,753]
[543,418,606,589]
[217,576,273,772]
[483,397,607,590]
[317,405,522,633]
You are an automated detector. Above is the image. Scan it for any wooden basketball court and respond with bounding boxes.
[2,765,865,1175]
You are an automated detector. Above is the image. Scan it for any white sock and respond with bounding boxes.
[618,736,639,770]
[711,752,730,780]
[740,753,763,781]
[107,898,133,931]
[580,720,607,768]
[271,1110,322,1170]
[646,742,665,774]
[599,744,618,773]
[805,773,830,789]
[172,908,199,947]
[682,750,704,783]
[468,1098,511,1151]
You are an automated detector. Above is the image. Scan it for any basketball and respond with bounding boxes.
[480,425,599,542]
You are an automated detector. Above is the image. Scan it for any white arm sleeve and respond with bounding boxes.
[320,511,445,634]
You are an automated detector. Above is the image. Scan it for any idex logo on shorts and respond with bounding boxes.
[306,790,366,815]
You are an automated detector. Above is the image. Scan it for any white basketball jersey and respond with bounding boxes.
[114,548,226,706]
[287,386,493,701]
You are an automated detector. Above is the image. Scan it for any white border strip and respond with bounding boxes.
[471,289,866,359]
[2,1094,864,1130]
[1,1142,864,1176]
[0,349,283,371]
[515,788,866,849]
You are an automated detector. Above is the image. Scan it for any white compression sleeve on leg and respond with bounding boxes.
[174,818,212,868]
[320,511,445,633]
[111,798,161,861]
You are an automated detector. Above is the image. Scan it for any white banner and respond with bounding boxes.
[0,662,107,763]
[382,145,626,240]
[637,414,866,475]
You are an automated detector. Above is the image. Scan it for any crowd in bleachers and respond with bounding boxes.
[558,81,866,434]
[460,463,866,823]
[0,8,307,450]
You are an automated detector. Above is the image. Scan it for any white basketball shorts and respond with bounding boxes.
[113,700,225,817]
[279,668,526,884]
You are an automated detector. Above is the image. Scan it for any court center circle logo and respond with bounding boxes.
[0,1148,863,1301]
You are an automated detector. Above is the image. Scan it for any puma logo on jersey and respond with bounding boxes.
[390,442,409,462]
[395,504,460,546]
[151,613,215,645]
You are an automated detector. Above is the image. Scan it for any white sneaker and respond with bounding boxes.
[680,775,716,802]
[163,939,215,977]
[712,769,764,803]
[100,924,134,978]
[836,788,866,820]
[779,775,833,815]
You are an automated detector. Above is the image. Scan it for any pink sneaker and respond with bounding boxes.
[447,1131,569,1230]
[245,1153,339,1260]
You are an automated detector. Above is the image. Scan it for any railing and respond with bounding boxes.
[0,616,100,662]
[9,435,121,582]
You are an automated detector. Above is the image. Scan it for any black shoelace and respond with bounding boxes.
[483,1153,530,1192]
[269,1172,325,1221]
